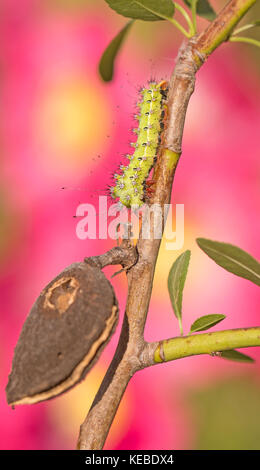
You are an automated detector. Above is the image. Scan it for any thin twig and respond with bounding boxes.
[84,240,138,271]
[140,327,260,367]
[229,35,260,47]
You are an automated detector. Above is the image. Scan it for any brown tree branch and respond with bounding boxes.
[84,240,138,271]
[77,0,257,450]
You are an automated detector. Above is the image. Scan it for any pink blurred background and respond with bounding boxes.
[1,0,260,449]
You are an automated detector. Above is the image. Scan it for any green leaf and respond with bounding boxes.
[190,314,226,333]
[184,0,216,21]
[105,0,175,21]
[168,250,191,335]
[99,21,133,82]
[196,238,260,287]
[221,349,254,363]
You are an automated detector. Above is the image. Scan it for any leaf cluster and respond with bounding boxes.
[167,238,260,362]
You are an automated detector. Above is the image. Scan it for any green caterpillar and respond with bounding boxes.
[110,81,168,208]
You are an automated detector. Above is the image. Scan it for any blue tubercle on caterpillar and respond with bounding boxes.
[110,81,168,208]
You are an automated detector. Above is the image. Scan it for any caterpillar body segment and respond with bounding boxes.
[110,81,168,208]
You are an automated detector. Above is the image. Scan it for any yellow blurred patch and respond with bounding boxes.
[153,217,230,307]
[35,77,112,175]
[48,361,133,449]
[0,190,22,264]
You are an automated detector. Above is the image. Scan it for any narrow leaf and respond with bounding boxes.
[184,0,216,21]
[190,314,226,333]
[221,349,254,363]
[99,21,133,82]
[196,238,260,287]
[105,0,174,22]
[168,250,191,334]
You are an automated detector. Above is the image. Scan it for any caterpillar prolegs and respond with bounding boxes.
[110,81,168,208]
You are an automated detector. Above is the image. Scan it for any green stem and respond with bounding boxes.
[153,327,260,363]
[174,2,195,36]
[229,35,260,47]
[168,17,191,38]
[191,0,198,34]
[178,318,184,336]
[233,22,260,35]
[134,1,190,38]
